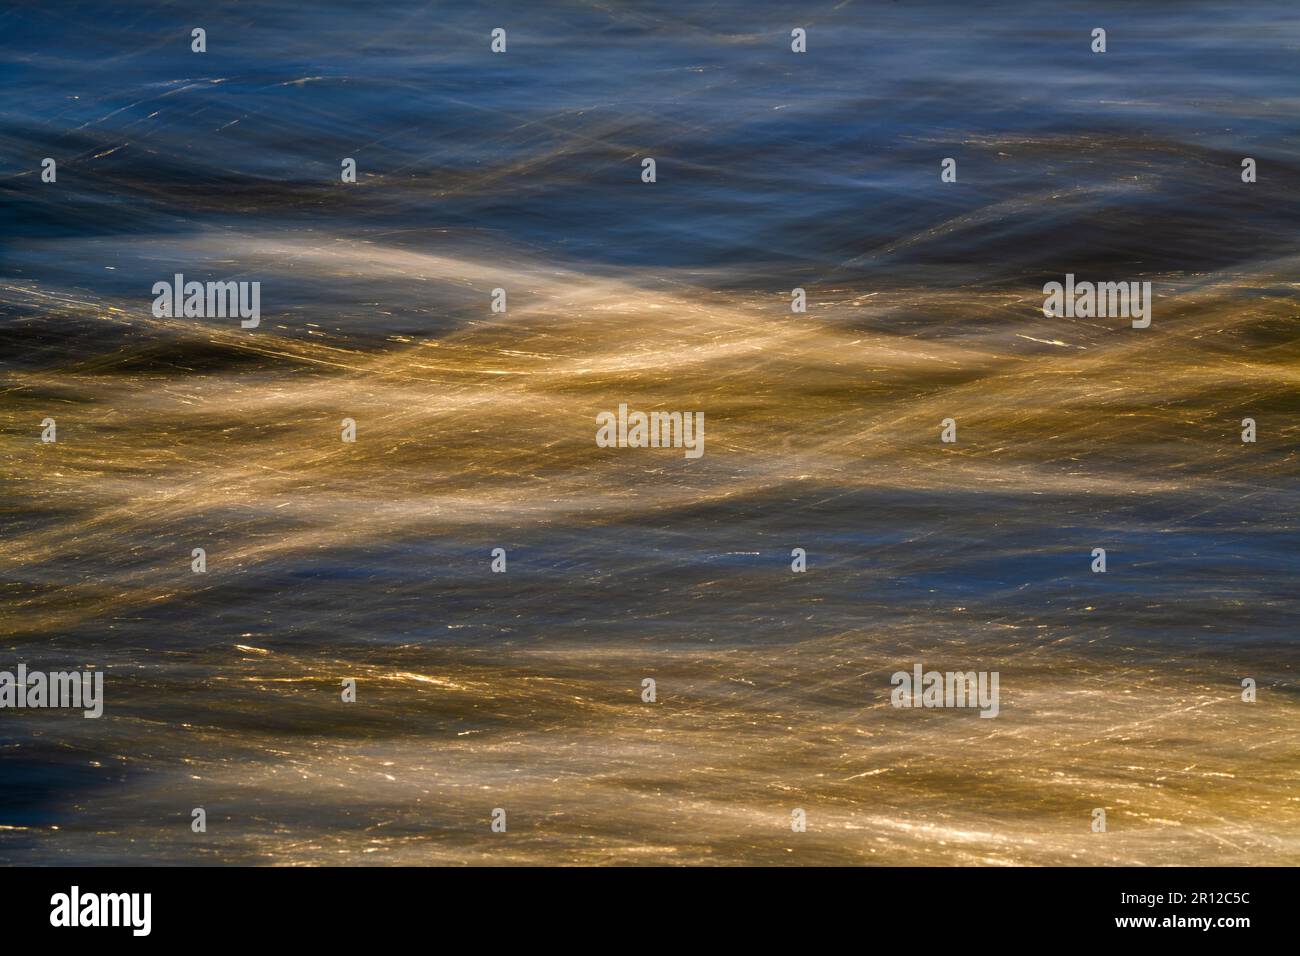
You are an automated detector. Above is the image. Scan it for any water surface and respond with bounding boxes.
[1,1,1298,865]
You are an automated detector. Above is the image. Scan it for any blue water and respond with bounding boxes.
[1,1,1298,865]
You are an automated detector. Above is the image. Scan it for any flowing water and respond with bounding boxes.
[1,1,1298,865]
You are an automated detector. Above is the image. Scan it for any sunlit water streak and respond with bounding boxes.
[1,1,1298,864]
